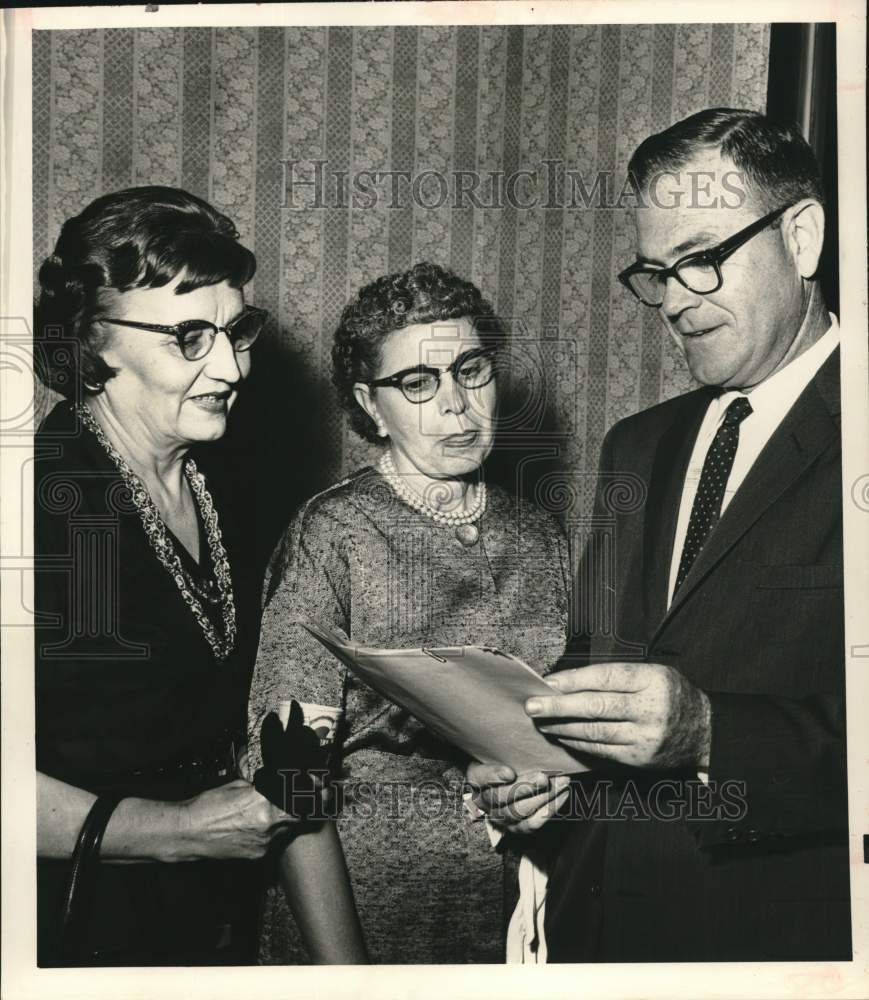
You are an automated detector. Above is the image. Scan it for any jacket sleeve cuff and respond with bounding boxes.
[687,690,847,849]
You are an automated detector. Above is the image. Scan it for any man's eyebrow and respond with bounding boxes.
[635,232,722,267]
[670,232,721,257]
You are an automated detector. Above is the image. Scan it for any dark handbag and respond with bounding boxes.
[58,794,122,966]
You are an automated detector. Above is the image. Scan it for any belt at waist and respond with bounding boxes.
[47,739,239,801]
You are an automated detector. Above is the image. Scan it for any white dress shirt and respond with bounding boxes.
[667,316,840,608]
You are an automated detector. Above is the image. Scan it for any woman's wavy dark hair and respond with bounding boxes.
[332,261,504,443]
[35,186,256,399]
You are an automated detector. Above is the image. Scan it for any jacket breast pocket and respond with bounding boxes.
[754,564,842,590]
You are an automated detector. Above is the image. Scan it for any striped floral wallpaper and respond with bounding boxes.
[33,24,770,554]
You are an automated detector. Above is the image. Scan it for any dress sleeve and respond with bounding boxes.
[246,499,352,773]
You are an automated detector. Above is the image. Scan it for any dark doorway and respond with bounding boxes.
[767,23,839,315]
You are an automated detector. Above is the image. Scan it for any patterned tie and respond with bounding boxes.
[673,396,753,595]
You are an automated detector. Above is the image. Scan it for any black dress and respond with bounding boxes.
[35,401,262,966]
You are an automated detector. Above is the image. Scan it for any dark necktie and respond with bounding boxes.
[673,395,753,595]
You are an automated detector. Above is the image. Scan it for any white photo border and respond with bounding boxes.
[2,3,866,998]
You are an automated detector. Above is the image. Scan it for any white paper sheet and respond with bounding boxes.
[303,621,590,775]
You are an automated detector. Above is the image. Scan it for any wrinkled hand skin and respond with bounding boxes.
[176,779,299,861]
[465,762,571,835]
[529,662,712,770]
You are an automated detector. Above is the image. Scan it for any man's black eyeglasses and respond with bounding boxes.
[368,347,498,404]
[618,204,792,308]
[101,305,267,361]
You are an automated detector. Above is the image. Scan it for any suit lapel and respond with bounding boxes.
[642,388,715,627]
[655,350,841,638]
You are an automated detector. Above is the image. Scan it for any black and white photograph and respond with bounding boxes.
[1,2,867,997]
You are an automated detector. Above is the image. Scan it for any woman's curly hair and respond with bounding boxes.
[35,186,255,399]
[331,261,504,443]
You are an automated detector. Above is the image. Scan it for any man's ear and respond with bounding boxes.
[783,199,825,280]
[353,383,387,437]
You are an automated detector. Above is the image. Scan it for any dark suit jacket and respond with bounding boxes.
[544,349,850,962]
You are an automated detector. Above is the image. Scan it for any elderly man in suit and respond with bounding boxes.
[470,108,849,962]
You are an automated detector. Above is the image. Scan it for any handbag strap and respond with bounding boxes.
[58,794,122,966]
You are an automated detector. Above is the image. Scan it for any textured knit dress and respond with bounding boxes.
[247,465,569,964]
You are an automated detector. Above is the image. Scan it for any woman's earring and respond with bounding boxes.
[83,379,104,393]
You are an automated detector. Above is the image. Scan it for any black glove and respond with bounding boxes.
[253,700,331,819]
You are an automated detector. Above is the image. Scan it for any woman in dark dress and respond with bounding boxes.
[34,186,365,966]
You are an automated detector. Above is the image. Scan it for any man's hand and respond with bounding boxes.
[526,662,711,770]
[465,762,571,835]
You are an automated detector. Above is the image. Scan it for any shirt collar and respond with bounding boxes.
[714,314,840,420]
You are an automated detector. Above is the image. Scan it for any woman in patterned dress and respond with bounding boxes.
[248,262,571,963]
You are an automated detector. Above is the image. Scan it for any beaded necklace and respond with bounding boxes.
[378,449,486,547]
[75,403,237,661]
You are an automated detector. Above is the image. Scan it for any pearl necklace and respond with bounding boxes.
[75,404,237,661]
[378,451,486,546]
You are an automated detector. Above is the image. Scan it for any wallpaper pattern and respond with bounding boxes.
[33,24,770,542]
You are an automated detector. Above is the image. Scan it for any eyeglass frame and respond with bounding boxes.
[617,203,794,307]
[366,345,499,404]
[99,305,268,360]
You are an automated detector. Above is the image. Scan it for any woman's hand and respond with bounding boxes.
[466,763,570,835]
[173,779,299,862]
[37,772,296,864]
